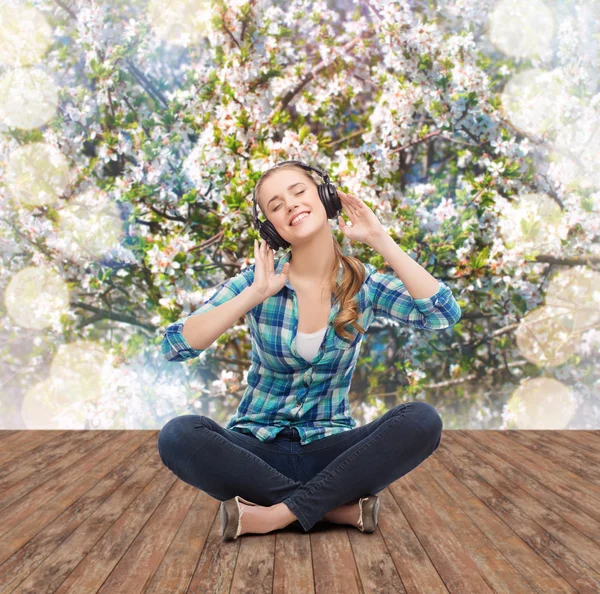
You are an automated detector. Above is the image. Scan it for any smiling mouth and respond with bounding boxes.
[290,212,311,226]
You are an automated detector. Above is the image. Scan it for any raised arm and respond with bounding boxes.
[161,265,263,362]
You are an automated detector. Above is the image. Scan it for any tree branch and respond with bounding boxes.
[277,29,375,114]
[71,301,156,331]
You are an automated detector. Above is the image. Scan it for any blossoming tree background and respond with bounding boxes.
[0,0,598,431]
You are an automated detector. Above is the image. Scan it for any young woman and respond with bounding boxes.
[159,162,461,540]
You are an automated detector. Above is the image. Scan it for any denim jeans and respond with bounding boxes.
[157,401,443,532]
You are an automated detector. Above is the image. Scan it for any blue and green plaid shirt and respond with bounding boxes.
[161,247,461,445]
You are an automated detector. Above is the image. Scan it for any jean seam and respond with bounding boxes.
[284,497,310,530]
[185,422,299,488]
[287,412,407,508]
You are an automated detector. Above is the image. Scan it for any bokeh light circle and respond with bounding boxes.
[515,306,577,368]
[488,0,555,59]
[5,142,71,208]
[543,268,600,332]
[0,1,54,68]
[4,266,69,329]
[498,193,563,256]
[0,66,59,129]
[147,0,213,47]
[58,190,124,259]
[51,340,113,405]
[550,109,600,189]
[505,377,577,429]
[501,68,566,138]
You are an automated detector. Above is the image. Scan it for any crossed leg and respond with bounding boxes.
[158,402,443,535]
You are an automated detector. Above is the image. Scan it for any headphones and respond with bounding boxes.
[251,160,343,250]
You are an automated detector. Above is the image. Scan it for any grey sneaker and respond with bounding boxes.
[357,495,380,533]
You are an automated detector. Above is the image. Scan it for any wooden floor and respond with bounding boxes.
[1,429,599,593]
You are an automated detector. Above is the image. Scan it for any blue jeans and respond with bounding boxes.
[157,401,443,532]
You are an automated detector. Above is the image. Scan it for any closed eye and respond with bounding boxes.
[274,190,304,211]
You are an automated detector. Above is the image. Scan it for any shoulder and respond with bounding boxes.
[236,263,256,281]
[361,262,377,283]
[363,262,377,275]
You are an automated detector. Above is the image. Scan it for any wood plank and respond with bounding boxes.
[47,445,174,594]
[0,430,69,466]
[461,431,600,523]
[93,477,198,594]
[229,532,276,594]
[408,461,537,594]
[447,432,600,550]
[47,456,175,593]
[390,458,495,594]
[2,430,599,594]
[500,430,600,486]
[0,433,161,593]
[273,524,316,594]
[0,430,114,511]
[144,491,222,593]
[347,497,406,594]
[448,431,600,591]
[431,431,584,593]
[186,499,243,593]
[555,431,600,452]
[311,527,363,594]
[534,431,600,470]
[0,431,154,559]
[0,431,18,441]
[373,488,449,593]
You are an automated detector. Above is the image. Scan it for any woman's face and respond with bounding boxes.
[257,170,325,242]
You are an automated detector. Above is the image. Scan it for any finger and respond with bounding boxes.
[341,196,357,217]
[339,215,351,230]
[349,193,364,208]
[342,191,361,211]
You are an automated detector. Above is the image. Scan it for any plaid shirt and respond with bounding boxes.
[161,247,462,446]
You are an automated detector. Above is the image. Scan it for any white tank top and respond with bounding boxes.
[296,325,327,362]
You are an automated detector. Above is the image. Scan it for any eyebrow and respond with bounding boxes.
[266,182,306,209]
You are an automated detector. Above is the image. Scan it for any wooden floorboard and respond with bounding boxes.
[1,430,599,593]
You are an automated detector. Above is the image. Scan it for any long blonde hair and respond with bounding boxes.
[255,163,367,342]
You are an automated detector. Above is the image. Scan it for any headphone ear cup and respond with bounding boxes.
[260,220,290,250]
[317,183,342,219]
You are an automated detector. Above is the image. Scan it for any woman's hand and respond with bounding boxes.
[250,238,290,300]
[337,190,386,246]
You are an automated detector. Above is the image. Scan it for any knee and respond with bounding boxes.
[158,415,199,464]
[412,402,443,449]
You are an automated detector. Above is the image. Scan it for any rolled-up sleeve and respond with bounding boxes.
[161,264,256,362]
[364,263,461,330]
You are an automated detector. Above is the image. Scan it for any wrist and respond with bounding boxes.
[367,231,389,252]
[245,286,267,306]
